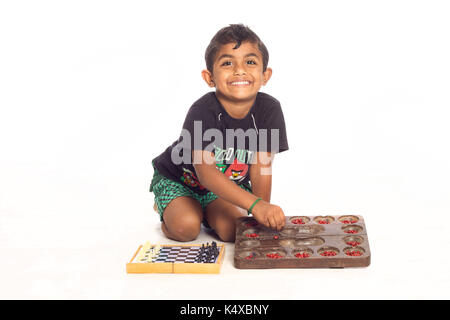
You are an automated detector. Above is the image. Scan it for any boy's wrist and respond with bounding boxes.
[248,198,265,217]
[248,197,262,214]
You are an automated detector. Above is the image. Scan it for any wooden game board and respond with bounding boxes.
[126,242,225,274]
[234,215,371,268]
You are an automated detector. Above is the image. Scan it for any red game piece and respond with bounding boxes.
[341,219,357,224]
[320,250,337,257]
[245,233,259,238]
[294,252,310,259]
[345,250,363,256]
[266,253,283,259]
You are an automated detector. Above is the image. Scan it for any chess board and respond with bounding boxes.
[126,242,225,274]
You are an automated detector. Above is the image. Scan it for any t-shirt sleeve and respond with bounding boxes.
[180,103,218,153]
[258,100,289,153]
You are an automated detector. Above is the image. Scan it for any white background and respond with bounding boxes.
[1,0,450,299]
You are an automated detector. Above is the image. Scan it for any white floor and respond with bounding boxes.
[1,178,450,300]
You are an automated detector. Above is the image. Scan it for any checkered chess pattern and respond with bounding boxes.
[151,246,218,264]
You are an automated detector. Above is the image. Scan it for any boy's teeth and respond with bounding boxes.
[231,81,250,85]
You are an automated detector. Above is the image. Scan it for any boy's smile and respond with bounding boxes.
[202,41,272,118]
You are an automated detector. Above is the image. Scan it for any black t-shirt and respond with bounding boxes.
[152,91,289,195]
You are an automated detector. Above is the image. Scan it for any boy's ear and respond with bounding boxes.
[201,69,215,87]
[262,67,272,86]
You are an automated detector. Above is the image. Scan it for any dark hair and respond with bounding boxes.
[205,24,269,73]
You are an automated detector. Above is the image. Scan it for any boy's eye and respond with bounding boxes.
[220,60,257,67]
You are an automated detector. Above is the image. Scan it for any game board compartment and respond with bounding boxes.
[237,250,258,260]
[338,215,359,224]
[343,246,365,256]
[342,225,363,234]
[238,239,261,248]
[278,238,295,247]
[241,217,259,227]
[295,237,325,246]
[280,228,298,236]
[292,247,314,258]
[262,249,287,258]
[242,228,262,238]
[313,216,335,224]
[318,246,340,256]
[297,225,326,235]
[343,235,364,246]
[289,216,310,224]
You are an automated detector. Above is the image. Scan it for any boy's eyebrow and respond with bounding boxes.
[217,53,260,60]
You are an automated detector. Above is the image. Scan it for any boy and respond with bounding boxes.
[150,24,289,242]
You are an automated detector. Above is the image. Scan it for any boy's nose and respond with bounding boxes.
[233,69,247,76]
[233,63,247,75]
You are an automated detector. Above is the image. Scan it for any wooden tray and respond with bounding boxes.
[234,215,371,269]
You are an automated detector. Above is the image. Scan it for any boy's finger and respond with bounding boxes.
[258,217,269,229]
[275,215,283,231]
[259,216,270,229]
[279,210,286,228]
[276,214,285,230]
[274,215,283,231]
[268,216,277,230]
[277,208,285,228]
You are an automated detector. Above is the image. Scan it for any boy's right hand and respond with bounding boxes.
[251,200,286,231]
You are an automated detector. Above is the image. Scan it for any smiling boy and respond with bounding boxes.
[150,24,289,242]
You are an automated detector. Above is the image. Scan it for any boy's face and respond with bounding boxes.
[202,41,272,103]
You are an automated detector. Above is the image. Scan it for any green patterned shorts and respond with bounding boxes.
[149,164,252,224]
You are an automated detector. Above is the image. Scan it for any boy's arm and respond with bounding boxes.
[193,150,285,230]
[249,152,273,203]
[193,150,259,211]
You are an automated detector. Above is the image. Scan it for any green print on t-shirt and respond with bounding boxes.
[214,146,255,164]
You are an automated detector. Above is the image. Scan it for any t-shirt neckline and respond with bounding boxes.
[212,91,258,121]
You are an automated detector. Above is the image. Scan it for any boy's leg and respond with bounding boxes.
[204,197,247,242]
[161,196,203,242]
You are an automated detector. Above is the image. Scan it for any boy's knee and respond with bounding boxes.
[167,215,201,242]
[213,220,236,243]
[174,226,200,242]
[216,229,235,242]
